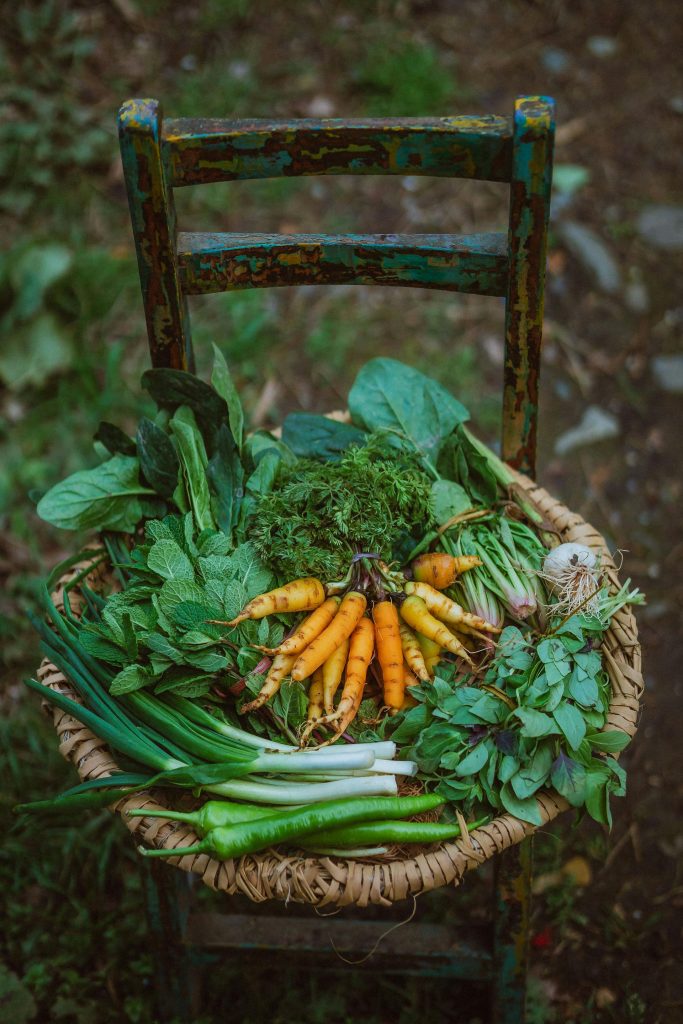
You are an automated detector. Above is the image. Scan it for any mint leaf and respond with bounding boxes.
[147,539,195,581]
[110,664,152,695]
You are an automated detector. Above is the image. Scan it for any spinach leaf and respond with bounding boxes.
[37,454,153,532]
[348,357,469,462]
[211,344,244,450]
[207,423,244,539]
[429,479,473,526]
[141,368,228,451]
[282,413,367,461]
[137,417,180,499]
[170,406,215,532]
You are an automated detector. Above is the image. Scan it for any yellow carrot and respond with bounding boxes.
[316,617,375,740]
[405,581,500,634]
[416,632,442,677]
[306,668,325,722]
[399,663,420,712]
[373,601,404,712]
[321,637,349,715]
[291,591,367,682]
[399,622,430,682]
[412,553,482,590]
[214,577,326,627]
[400,596,473,666]
[258,597,340,656]
[238,652,298,714]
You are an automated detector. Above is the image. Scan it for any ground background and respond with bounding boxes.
[1,1,682,1022]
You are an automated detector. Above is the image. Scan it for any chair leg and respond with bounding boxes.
[491,837,533,1024]
[140,858,202,1023]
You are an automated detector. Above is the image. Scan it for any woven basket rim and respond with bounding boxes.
[38,471,643,907]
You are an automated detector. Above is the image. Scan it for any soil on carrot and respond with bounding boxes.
[2,2,681,1022]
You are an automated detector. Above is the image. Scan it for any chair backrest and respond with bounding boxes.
[118,96,554,475]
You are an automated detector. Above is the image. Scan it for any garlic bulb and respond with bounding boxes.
[542,543,601,615]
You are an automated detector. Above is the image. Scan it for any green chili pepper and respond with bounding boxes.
[126,800,279,833]
[138,793,444,860]
[296,815,489,850]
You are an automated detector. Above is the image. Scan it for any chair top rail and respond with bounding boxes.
[162,115,513,187]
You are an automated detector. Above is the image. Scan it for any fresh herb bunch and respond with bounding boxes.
[388,615,630,827]
[249,435,433,580]
[70,513,283,699]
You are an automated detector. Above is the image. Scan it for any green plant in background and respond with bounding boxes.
[354,38,459,115]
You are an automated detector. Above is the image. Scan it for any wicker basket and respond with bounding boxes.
[38,472,643,908]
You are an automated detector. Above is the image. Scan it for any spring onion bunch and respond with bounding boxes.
[26,590,414,810]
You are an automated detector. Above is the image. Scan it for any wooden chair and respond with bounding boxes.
[118,95,555,1023]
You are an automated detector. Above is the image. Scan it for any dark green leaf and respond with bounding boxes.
[499,783,543,825]
[553,702,586,751]
[170,406,215,532]
[429,479,473,526]
[348,357,469,461]
[550,752,586,807]
[94,422,136,456]
[137,417,180,499]
[453,742,489,776]
[207,423,244,537]
[436,428,498,506]
[390,704,432,743]
[282,413,367,461]
[110,664,153,695]
[37,454,151,532]
[141,368,228,451]
[211,344,244,450]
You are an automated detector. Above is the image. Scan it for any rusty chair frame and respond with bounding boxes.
[118,94,555,1022]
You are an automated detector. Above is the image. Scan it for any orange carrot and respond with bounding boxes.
[291,591,367,682]
[412,553,480,589]
[316,617,375,739]
[400,596,473,666]
[214,577,325,627]
[257,597,340,656]
[238,652,298,714]
[373,601,404,712]
[405,581,500,634]
[399,622,430,682]
[321,637,349,715]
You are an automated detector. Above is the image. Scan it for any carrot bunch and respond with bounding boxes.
[210,552,498,746]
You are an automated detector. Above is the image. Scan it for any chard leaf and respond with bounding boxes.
[147,540,194,581]
[550,752,586,807]
[211,344,244,450]
[552,702,586,751]
[282,413,367,461]
[429,479,473,526]
[348,357,469,461]
[137,417,180,499]
[37,454,151,532]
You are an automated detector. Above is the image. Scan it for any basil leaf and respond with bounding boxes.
[453,742,489,777]
[137,417,180,499]
[514,707,556,738]
[550,752,587,807]
[348,357,469,461]
[568,672,600,707]
[211,344,244,450]
[500,782,543,825]
[389,704,432,743]
[37,454,151,532]
[586,729,631,753]
[282,413,367,461]
[553,702,586,751]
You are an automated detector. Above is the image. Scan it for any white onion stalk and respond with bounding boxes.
[541,543,601,616]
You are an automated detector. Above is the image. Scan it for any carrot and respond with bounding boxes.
[416,632,442,677]
[400,663,420,711]
[257,597,340,656]
[412,553,481,589]
[321,637,349,715]
[399,623,430,682]
[291,591,367,682]
[400,596,474,666]
[404,581,501,634]
[316,617,375,739]
[214,577,326,627]
[238,652,298,714]
[373,601,404,712]
[305,667,325,724]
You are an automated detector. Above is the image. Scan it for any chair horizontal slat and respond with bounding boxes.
[164,117,512,186]
[177,231,508,295]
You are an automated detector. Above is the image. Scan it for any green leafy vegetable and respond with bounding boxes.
[282,413,367,461]
[37,454,155,532]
